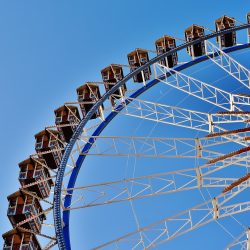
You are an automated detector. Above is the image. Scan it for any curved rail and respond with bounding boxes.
[53,24,250,250]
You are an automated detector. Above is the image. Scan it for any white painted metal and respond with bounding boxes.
[226,228,250,250]
[93,182,250,249]
[119,98,250,133]
[63,132,250,209]
[78,136,239,159]
[16,26,250,250]
[154,63,234,110]
[154,62,250,111]
[62,166,246,210]
[205,40,250,89]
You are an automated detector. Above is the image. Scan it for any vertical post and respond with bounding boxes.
[230,94,235,111]
[141,69,146,86]
[29,234,33,249]
[247,13,250,43]
[10,234,14,249]
[204,39,208,55]
[218,34,222,48]
[208,114,214,133]
[248,71,250,89]
[195,167,202,188]
[20,232,25,249]
[41,135,44,149]
[212,197,219,219]
[100,105,105,121]
[195,138,202,158]
[15,197,18,215]
[23,195,27,213]
[34,162,37,179]
[247,228,250,250]
[191,43,195,60]
[25,164,28,179]
[153,63,157,80]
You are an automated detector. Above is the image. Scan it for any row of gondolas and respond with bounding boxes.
[3,14,250,250]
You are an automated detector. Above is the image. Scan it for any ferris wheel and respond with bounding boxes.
[3,12,250,250]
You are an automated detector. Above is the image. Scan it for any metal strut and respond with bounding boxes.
[53,24,250,250]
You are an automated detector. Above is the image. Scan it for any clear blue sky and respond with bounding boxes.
[1,0,250,249]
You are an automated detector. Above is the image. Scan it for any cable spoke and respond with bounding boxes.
[78,134,250,158]
[62,171,239,210]
[226,228,250,250]
[94,182,250,249]
[63,139,250,210]
[79,136,220,159]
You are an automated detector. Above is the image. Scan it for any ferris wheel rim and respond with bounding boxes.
[62,43,250,250]
[53,24,250,250]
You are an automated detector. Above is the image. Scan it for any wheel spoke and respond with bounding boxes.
[63,172,239,210]
[153,63,233,110]
[119,98,250,133]
[94,183,250,249]
[226,228,250,250]
[78,134,250,158]
[5,21,250,250]
[205,40,250,89]
[63,138,250,210]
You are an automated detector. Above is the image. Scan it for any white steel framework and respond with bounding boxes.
[94,182,250,249]
[226,229,250,250]
[52,23,250,250]
[6,22,250,250]
[119,98,250,133]
[153,62,250,111]
[62,163,248,210]
[205,40,250,89]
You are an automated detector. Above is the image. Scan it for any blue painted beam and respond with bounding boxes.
[61,42,250,249]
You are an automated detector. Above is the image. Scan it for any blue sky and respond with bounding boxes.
[1,0,250,249]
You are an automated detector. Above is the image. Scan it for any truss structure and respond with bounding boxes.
[94,182,250,249]
[205,40,250,89]
[53,24,250,250]
[6,23,250,250]
[119,98,250,134]
[226,229,250,250]
[78,135,247,158]
[60,131,250,210]
[153,63,250,112]
[62,170,244,210]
